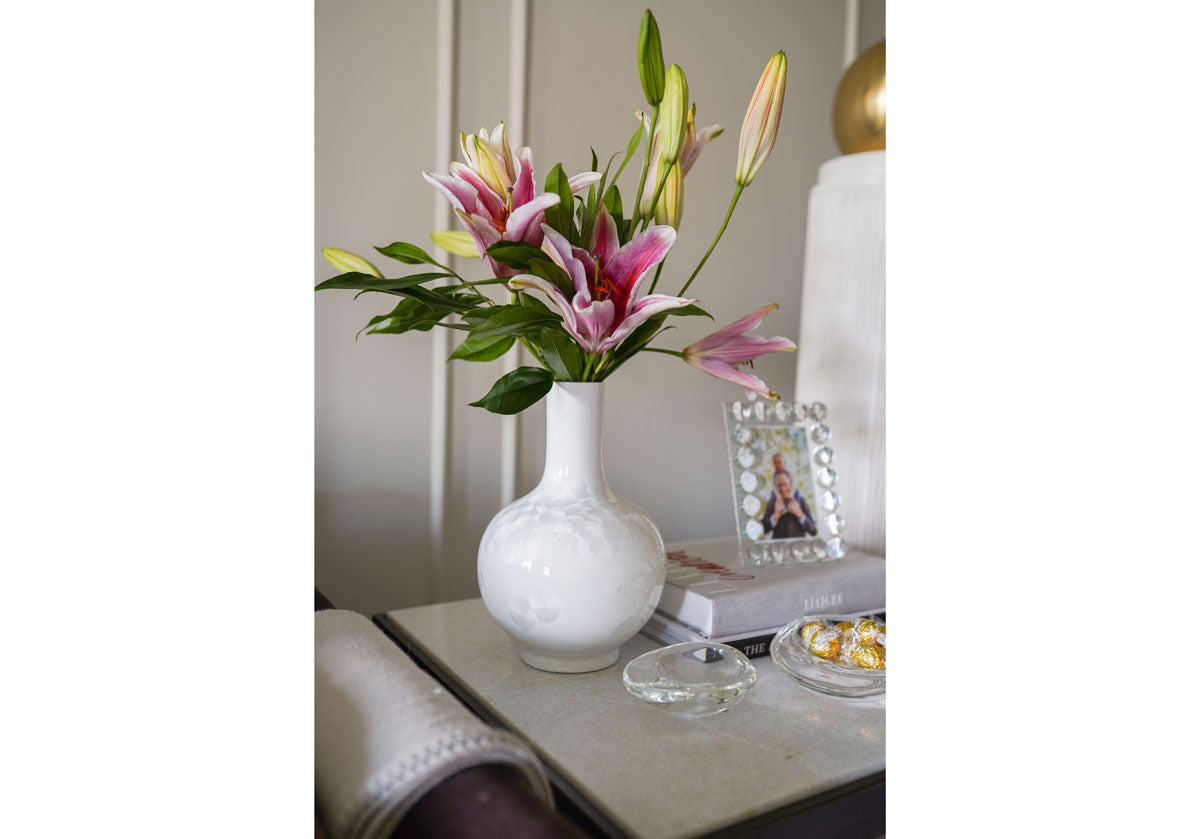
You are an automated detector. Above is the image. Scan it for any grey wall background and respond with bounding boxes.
[316,0,885,616]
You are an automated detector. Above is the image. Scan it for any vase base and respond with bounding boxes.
[519,647,620,673]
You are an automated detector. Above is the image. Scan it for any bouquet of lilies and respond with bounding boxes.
[318,10,795,414]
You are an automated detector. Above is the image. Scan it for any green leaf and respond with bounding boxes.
[398,285,481,315]
[471,306,562,340]
[518,293,553,315]
[440,285,488,307]
[612,122,644,188]
[536,329,585,380]
[528,257,575,299]
[585,182,597,227]
[603,185,629,244]
[315,271,454,292]
[485,241,547,270]
[360,298,439,336]
[375,241,445,267]
[449,333,516,362]
[544,163,577,244]
[590,147,599,172]
[469,366,554,414]
[665,303,714,319]
[461,309,493,325]
[595,149,622,202]
[612,315,668,361]
[604,185,624,223]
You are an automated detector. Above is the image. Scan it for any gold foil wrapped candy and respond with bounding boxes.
[809,627,841,660]
[836,641,861,666]
[801,617,886,670]
[855,618,884,646]
[849,644,885,670]
[800,621,825,647]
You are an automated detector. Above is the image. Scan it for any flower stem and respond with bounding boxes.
[641,346,685,358]
[630,105,659,229]
[678,184,743,298]
[647,259,666,295]
[583,351,599,381]
[459,277,511,287]
[518,336,548,369]
[640,166,672,233]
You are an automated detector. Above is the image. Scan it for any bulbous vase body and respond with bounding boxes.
[477,382,666,672]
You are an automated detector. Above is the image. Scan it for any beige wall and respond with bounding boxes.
[316,0,884,616]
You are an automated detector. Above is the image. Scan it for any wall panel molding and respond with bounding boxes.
[429,0,458,599]
[499,0,531,508]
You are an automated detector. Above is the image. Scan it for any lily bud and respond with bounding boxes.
[637,10,665,106]
[659,64,689,167]
[430,230,481,258]
[655,161,684,230]
[735,51,787,187]
[460,123,515,196]
[322,247,382,278]
[635,110,663,217]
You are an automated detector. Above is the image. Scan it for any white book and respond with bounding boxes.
[656,537,886,637]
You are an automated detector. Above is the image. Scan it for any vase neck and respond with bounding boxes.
[540,382,606,488]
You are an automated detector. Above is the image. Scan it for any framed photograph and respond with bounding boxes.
[723,398,847,567]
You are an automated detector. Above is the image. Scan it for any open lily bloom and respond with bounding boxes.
[424,123,600,276]
[683,304,796,398]
[510,207,694,355]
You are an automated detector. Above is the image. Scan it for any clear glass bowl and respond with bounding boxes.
[623,642,758,717]
[770,614,886,699]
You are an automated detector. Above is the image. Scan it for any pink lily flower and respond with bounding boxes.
[683,303,796,398]
[509,206,695,354]
[424,123,600,276]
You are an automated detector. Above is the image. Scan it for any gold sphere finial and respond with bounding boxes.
[833,40,885,155]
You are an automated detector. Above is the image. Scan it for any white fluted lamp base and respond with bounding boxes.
[795,151,885,557]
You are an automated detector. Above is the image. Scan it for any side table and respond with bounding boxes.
[375,599,884,839]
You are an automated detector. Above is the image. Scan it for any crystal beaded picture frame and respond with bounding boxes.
[722,397,847,567]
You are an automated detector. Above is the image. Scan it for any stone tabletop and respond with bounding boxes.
[381,598,884,839]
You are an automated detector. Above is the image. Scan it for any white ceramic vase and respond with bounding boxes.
[477,382,666,673]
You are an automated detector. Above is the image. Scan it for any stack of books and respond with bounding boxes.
[641,537,886,658]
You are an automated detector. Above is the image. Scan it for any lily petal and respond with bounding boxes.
[506,192,561,242]
[572,294,615,354]
[512,147,536,207]
[449,162,503,220]
[509,273,598,352]
[454,208,504,273]
[539,224,588,295]
[598,294,695,352]
[525,213,547,248]
[472,134,511,194]
[686,334,796,364]
[568,171,602,193]
[686,303,778,354]
[423,171,479,215]
[590,204,620,266]
[606,224,677,311]
[686,356,775,398]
